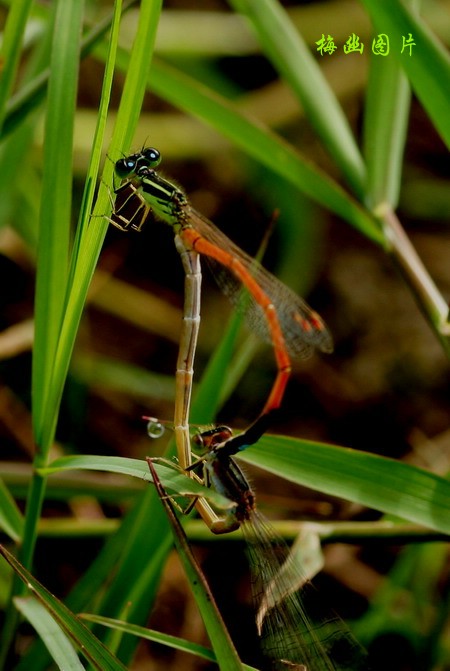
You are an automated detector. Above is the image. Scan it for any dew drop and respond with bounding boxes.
[147,419,165,439]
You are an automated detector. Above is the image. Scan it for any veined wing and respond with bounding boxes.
[186,208,333,360]
[244,510,369,671]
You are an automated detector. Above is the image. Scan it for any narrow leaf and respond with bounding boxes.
[81,615,259,670]
[229,0,366,196]
[0,546,128,671]
[0,478,24,542]
[363,45,411,208]
[239,435,450,534]
[15,597,85,671]
[38,455,233,510]
[0,0,34,132]
[32,0,84,447]
[360,0,450,148]
[147,459,244,671]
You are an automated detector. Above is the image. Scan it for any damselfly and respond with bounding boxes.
[148,419,369,670]
[109,147,333,531]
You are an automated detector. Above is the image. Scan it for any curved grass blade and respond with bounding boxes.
[15,597,85,671]
[2,1,138,139]
[0,479,24,542]
[81,614,259,671]
[229,0,366,197]
[360,0,450,148]
[363,42,411,209]
[0,0,34,133]
[239,434,450,534]
[26,5,165,661]
[38,454,234,512]
[0,546,127,671]
[147,459,244,671]
[32,0,83,450]
[1,4,87,667]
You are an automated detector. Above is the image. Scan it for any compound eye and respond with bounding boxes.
[143,147,161,167]
[115,157,136,178]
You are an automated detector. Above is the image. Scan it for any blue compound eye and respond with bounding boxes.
[142,147,161,167]
[115,157,136,178]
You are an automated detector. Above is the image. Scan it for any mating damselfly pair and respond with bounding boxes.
[105,147,368,669]
[146,418,369,671]
[109,149,331,444]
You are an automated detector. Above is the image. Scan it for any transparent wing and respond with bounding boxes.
[187,209,333,360]
[244,511,370,671]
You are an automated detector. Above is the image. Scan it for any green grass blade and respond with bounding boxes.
[38,455,233,510]
[90,489,169,663]
[0,479,24,542]
[11,502,153,671]
[2,3,125,140]
[40,6,176,660]
[33,453,235,667]
[0,0,34,133]
[0,7,52,248]
[81,615,259,670]
[35,458,232,664]
[39,441,450,536]
[148,460,244,671]
[5,3,163,666]
[32,0,84,452]
[1,6,86,662]
[84,615,219,664]
[239,434,450,534]
[42,0,163,454]
[28,9,176,659]
[14,597,85,671]
[70,0,124,265]
[16,1,85,608]
[228,0,366,197]
[0,547,128,671]
[101,535,173,657]
[14,485,178,671]
[360,0,450,148]
[363,42,411,208]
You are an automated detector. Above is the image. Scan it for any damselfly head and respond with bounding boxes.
[193,426,233,450]
[115,147,161,179]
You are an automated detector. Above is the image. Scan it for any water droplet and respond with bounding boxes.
[147,419,165,439]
